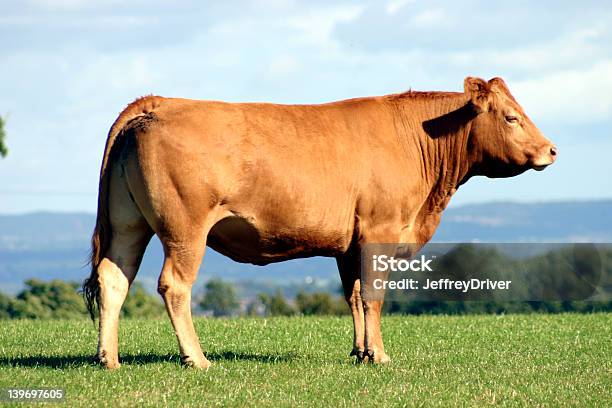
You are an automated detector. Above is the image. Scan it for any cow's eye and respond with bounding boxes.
[505,115,519,124]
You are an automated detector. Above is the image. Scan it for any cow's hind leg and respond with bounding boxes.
[96,170,152,368]
[337,253,365,361]
[158,233,210,369]
[97,227,151,368]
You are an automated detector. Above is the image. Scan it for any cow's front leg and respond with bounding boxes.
[337,254,365,360]
[357,228,399,364]
[362,299,390,363]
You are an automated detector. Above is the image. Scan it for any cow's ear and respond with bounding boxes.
[489,77,517,101]
[488,77,511,94]
[464,76,489,114]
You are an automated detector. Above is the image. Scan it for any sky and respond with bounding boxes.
[1,0,611,214]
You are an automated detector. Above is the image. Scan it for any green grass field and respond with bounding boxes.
[0,314,610,407]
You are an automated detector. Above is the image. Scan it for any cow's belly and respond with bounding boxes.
[206,213,351,265]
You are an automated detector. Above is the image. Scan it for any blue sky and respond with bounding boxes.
[1,0,611,214]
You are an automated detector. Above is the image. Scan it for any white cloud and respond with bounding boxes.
[0,14,158,28]
[386,0,414,15]
[26,0,89,9]
[268,55,300,76]
[287,4,364,46]
[409,8,447,27]
[514,60,612,123]
[472,23,611,74]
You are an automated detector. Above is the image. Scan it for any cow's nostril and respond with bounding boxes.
[550,146,558,157]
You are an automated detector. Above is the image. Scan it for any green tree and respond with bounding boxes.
[199,278,240,317]
[258,289,295,316]
[0,291,12,319]
[0,280,164,320]
[0,115,7,158]
[295,291,347,316]
[122,282,165,318]
[10,279,87,319]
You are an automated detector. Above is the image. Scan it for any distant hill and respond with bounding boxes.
[1,200,611,294]
[433,200,612,242]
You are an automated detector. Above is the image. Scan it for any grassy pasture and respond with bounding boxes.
[0,314,610,406]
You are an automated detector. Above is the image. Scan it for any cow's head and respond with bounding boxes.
[464,76,557,178]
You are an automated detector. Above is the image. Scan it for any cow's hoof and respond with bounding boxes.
[181,355,211,369]
[96,352,120,369]
[363,349,391,364]
[103,360,121,369]
[350,348,365,363]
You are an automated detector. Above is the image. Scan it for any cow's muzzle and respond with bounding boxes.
[533,145,558,171]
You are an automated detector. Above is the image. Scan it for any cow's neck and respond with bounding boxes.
[392,92,476,242]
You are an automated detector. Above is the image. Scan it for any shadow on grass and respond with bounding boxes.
[0,351,296,369]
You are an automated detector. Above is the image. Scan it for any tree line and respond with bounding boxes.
[0,279,165,319]
[1,244,610,319]
[0,278,348,320]
[0,276,609,320]
[383,243,612,314]
[198,278,348,317]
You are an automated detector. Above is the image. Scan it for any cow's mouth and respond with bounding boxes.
[533,164,548,171]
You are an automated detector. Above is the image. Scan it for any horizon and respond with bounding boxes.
[1,197,612,217]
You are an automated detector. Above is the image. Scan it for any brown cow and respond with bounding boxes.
[83,76,556,368]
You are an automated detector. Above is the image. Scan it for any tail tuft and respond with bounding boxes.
[82,274,99,321]
[83,224,102,320]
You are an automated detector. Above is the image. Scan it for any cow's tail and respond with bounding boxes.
[83,95,162,320]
